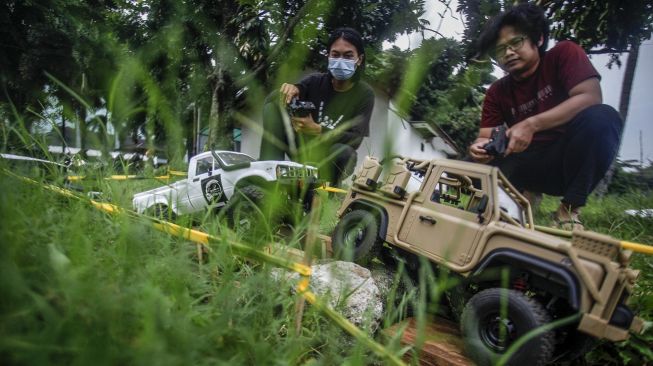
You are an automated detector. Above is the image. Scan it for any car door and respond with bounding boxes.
[397,168,488,267]
[188,155,228,210]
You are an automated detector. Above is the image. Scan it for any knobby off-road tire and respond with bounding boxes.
[460,288,555,366]
[152,204,176,221]
[331,209,381,264]
[225,185,272,242]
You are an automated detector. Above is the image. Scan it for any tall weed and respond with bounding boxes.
[0,171,390,365]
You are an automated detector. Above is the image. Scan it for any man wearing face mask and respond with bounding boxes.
[259,27,375,187]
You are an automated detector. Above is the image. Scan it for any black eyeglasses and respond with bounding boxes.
[490,36,527,59]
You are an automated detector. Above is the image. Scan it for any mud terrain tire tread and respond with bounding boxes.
[331,209,381,264]
[226,185,269,238]
[152,204,176,221]
[460,288,555,366]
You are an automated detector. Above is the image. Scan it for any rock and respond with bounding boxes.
[369,262,396,298]
[368,260,418,315]
[272,260,384,332]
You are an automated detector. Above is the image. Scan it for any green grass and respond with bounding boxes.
[532,192,653,365]
[0,172,397,365]
[2,166,652,365]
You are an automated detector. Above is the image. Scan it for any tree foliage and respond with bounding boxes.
[1,0,427,158]
[543,0,653,66]
[367,35,492,151]
[608,159,653,194]
[457,0,653,65]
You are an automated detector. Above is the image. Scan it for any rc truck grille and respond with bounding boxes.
[278,167,316,178]
[572,230,620,260]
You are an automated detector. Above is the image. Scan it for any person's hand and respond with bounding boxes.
[291,114,322,135]
[469,138,493,163]
[506,119,536,155]
[280,83,300,104]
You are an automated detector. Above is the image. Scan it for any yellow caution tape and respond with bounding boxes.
[316,186,347,194]
[168,170,187,176]
[67,174,172,181]
[297,277,311,293]
[108,175,138,180]
[534,224,653,255]
[621,241,653,255]
[90,201,123,214]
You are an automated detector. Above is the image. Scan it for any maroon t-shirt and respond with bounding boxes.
[481,41,600,143]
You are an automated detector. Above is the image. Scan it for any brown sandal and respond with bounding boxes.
[551,212,584,231]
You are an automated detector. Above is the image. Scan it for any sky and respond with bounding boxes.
[385,0,653,166]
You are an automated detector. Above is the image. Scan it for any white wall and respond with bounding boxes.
[239,91,452,171]
[357,97,449,166]
[240,111,262,159]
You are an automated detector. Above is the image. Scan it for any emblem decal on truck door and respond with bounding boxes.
[201,175,227,204]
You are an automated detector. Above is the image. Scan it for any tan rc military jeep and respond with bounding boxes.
[331,155,644,366]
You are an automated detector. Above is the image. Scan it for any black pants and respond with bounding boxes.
[259,99,357,187]
[493,104,622,207]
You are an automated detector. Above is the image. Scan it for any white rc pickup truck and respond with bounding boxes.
[132,150,318,220]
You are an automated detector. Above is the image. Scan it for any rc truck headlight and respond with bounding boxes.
[276,165,289,178]
[309,167,318,179]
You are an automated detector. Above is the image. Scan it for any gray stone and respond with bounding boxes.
[272,260,385,332]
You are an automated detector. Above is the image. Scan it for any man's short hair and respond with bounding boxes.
[477,3,549,58]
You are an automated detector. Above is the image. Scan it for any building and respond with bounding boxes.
[238,87,460,173]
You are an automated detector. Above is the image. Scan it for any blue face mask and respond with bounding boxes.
[328,57,358,80]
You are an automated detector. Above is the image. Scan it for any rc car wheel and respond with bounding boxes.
[225,185,273,241]
[331,209,381,264]
[460,288,555,366]
[152,204,176,221]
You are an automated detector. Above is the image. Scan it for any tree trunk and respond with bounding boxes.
[77,73,88,158]
[207,65,231,151]
[61,108,66,154]
[595,42,640,196]
[617,42,639,121]
[185,105,196,158]
[78,106,88,158]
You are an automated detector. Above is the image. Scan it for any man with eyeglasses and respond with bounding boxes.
[468,3,622,230]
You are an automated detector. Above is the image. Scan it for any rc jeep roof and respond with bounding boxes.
[332,155,643,365]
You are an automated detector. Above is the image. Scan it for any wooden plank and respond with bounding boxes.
[385,317,474,366]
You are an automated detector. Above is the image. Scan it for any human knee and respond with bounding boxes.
[573,104,622,135]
